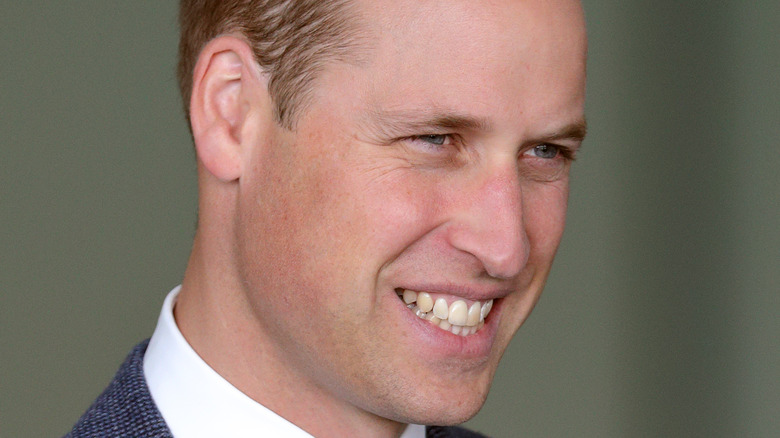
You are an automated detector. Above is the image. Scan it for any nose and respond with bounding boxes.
[447,166,529,280]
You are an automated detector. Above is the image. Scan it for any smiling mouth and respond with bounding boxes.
[396,289,494,337]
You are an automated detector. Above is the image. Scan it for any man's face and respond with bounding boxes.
[236,0,586,426]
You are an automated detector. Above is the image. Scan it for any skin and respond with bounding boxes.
[175,0,587,437]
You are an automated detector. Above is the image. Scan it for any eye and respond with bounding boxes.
[519,142,575,182]
[414,134,449,146]
[524,143,560,159]
[399,133,464,167]
[405,134,457,154]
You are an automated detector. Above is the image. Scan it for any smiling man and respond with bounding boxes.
[68,0,586,437]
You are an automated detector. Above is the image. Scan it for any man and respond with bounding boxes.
[67,0,586,436]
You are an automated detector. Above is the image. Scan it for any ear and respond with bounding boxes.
[189,35,269,182]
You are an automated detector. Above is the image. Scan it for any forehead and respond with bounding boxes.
[336,0,587,134]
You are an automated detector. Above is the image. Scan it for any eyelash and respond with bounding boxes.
[410,134,453,148]
[409,134,574,161]
[523,143,575,161]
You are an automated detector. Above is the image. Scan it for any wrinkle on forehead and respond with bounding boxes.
[360,0,586,50]
[303,0,587,143]
[355,1,586,93]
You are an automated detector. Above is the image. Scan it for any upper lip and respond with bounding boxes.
[395,283,511,302]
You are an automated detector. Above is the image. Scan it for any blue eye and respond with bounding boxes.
[416,134,448,146]
[527,144,560,159]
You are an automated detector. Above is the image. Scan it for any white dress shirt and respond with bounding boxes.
[144,286,425,438]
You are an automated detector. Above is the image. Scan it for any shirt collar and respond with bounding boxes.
[144,286,425,438]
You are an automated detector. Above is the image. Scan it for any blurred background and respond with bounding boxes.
[2,1,777,436]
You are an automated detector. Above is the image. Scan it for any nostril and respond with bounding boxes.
[482,238,529,280]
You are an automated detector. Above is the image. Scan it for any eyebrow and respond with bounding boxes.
[532,119,588,144]
[363,107,587,143]
[362,108,492,139]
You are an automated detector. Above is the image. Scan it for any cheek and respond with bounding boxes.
[360,182,433,241]
[235,141,337,314]
[318,152,444,267]
[243,142,439,307]
[523,181,569,259]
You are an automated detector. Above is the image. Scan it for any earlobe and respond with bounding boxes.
[189,36,268,182]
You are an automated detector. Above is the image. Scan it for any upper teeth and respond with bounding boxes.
[398,289,494,337]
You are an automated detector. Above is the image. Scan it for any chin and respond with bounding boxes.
[376,370,494,427]
[401,392,489,426]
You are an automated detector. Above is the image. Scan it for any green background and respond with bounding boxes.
[2,1,778,436]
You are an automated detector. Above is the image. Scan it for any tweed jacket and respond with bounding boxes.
[66,340,487,438]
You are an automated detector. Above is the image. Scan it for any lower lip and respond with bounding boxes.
[396,295,501,359]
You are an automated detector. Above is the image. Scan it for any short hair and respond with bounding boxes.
[177,0,364,129]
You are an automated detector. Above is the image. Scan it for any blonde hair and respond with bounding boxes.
[178,0,363,129]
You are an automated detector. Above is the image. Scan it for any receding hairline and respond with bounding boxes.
[177,0,372,130]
